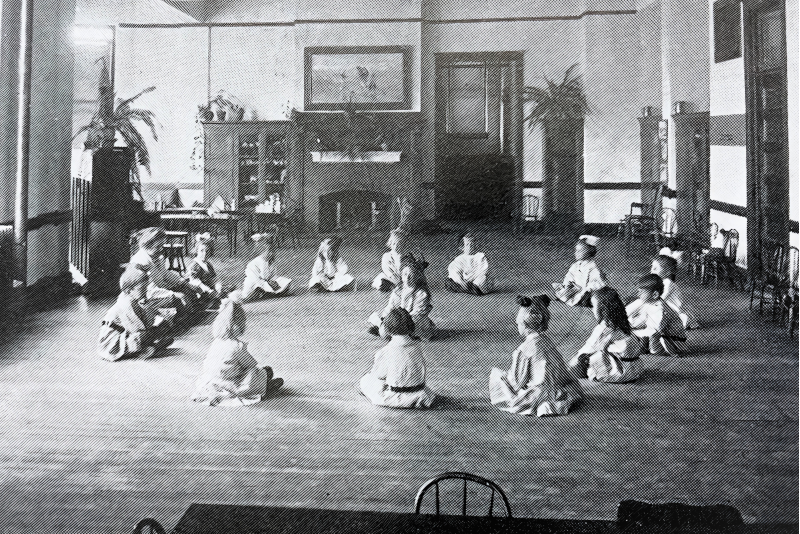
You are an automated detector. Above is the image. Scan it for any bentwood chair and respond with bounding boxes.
[651,207,677,250]
[131,518,166,534]
[414,472,512,518]
[750,240,787,319]
[622,202,656,251]
[778,247,799,337]
[703,229,742,288]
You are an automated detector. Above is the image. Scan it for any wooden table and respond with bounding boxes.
[170,504,797,534]
[159,212,241,256]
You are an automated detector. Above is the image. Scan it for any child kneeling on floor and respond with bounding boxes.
[552,235,607,307]
[446,232,492,295]
[97,267,174,361]
[186,233,227,309]
[242,238,293,301]
[372,228,408,292]
[368,255,435,341]
[489,295,583,416]
[308,236,355,292]
[626,274,688,356]
[569,287,644,383]
[191,294,284,407]
[359,307,436,409]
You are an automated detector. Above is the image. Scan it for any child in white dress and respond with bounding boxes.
[446,232,492,295]
[651,249,700,330]
[129,227,194,313]
[569,287,644,383]
[489,295,583,416]
[192,295,284,407]
[368,256,435,341]
[372,229,408,292]
[97,267,174,361]
[552,235,607,307]
[626,274,688,356]
[308,236,355,292]
[359,308,436,409]
[242,239,293,301]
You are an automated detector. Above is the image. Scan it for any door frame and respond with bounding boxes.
[433,51,524,224]
[743,0,789,268]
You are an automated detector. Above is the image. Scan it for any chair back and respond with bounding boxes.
[788,247,799,289]
[766,241,787,278]
[659,208,676,236]
[630,202,649,217]
[724,229,739,261]
[414,472,512,518]
[523,194,540,221]
[131,518,166,534]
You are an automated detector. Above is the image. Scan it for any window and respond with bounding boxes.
[714,0,742,63]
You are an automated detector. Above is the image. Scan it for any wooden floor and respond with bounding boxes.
[0,228,796,533]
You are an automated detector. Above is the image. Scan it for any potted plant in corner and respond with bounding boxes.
[72,58,159,292]
[523,64,590,234]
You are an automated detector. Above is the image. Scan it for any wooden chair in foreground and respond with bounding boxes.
[414,472,512,518]
[702,228,743,288]
[131,518,166,534]
[651,207,677,250]
[622,202,656,251]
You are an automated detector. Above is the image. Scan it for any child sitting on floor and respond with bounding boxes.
[186,233,225,308]
[130,226,194,313]
[242,237,293,301]
[569,287,644,383]
[652,248,700,330]
[552,235,607,307]
[371,229,408,292]
[626,273,688,356]
[191,294,284,407]
[368,255,435,341]
[489,295,583,416]
[308,236,355,292]
[446,232,492,295]
[359,307,436,409]
[97,267,174,361]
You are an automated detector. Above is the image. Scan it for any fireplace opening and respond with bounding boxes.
[319,190,391,233]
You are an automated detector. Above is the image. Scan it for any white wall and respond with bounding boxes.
[787,0,798,224]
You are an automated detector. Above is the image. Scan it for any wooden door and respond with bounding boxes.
[435,54,517,220]
[745,0,789,263]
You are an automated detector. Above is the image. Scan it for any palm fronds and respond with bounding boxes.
[523,64,589,127]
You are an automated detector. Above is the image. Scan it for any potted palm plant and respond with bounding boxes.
[73,58,158,202]
[73,58,159,292]
[523,64,590,233]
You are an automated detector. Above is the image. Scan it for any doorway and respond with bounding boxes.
[745,0,789,264]
[434,53,523,220]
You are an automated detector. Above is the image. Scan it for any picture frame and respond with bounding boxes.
[304,46,411,111]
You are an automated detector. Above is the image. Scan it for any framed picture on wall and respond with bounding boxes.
[304,46,411,111]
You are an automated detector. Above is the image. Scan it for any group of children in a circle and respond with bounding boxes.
[97,227,698,412]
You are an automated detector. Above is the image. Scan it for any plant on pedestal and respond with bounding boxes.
[523,64,589,233]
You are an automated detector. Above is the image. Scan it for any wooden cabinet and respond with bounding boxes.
[203,121,290,213]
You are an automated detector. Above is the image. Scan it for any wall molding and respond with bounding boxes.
[710,199,747,217]
[583,182,641,190]
[118,10,637,29]
[0,210,72,232]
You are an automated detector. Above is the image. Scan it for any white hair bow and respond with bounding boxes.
[659,247,683,264]
[196,232,212,243]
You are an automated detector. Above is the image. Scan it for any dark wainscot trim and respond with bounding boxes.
[710,199,747,217]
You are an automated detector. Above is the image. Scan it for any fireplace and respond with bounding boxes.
[286,111,425,232]
[319,190,391,232]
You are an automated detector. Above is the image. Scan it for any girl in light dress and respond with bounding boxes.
[368,255,435,341]
[446,232,492,295]
[97,266,174,361]
[359,307,436,409]
[242,237,293,301]
[568,287,644,383]
[489,295,583,417]
[372,229,408,292]
[192,295,284,407]
[652,248,700,330]
[308,236,356,292]
[552,235,607,307]
[186,233,226,309]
